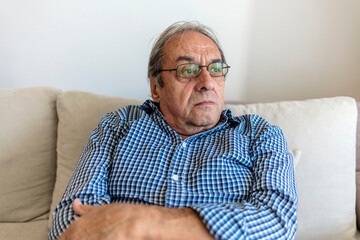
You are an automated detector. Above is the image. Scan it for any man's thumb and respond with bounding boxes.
[73,198,91,216]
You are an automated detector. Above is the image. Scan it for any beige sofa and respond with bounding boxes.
[0,86,359,240]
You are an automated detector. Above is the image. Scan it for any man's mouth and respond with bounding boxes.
[194,100,216,106]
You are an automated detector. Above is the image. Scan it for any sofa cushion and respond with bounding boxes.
[0,87,60,222]
[0,220,48,240]
[225,97,358,240]
[49,90,142,226]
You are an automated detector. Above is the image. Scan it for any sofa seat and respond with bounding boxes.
[0,220,49,240]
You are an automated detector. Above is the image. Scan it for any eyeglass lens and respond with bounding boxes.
[176,63,229,78]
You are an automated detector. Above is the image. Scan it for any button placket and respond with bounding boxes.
[164,141,188,207]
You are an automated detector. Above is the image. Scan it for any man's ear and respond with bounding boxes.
[150,77,160,103]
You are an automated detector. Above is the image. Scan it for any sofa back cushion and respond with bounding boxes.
[0,87,60,222]
[49,90,142,226]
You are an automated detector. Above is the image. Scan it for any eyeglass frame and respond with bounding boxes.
[158,62,230,79]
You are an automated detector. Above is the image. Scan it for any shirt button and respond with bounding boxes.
[172,174,179,181]
[182,142,187,148]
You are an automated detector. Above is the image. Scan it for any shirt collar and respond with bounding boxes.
[139,99,163,116]
[222,108,240,125]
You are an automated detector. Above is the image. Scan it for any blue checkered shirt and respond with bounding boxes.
[49,100,297,240]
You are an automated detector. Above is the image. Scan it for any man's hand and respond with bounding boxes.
[58,199,214,240]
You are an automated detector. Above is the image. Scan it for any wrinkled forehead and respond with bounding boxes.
[163,31,221,64]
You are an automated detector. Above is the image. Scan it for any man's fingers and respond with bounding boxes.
[73,198,93,216]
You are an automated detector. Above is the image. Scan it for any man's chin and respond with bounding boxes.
[191,113,221,128]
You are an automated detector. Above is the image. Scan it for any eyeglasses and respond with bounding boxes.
[159,62,230,81]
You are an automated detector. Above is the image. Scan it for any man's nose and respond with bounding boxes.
[195,67,215,91]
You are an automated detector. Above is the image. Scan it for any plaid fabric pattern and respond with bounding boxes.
[49,100,297,240]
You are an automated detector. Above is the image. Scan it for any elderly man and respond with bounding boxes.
[49,21,297,240]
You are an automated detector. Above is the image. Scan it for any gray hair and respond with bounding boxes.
[148,21,226,87]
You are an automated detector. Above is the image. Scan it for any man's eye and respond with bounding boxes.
[177,64,198,77]
[211,67,220,72]
[181,67,194,76]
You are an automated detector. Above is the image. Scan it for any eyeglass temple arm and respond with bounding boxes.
[159,69,177,72]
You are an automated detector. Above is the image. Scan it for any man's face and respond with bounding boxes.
[150,31,225,138]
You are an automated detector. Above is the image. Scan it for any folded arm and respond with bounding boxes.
[58,199,214,240]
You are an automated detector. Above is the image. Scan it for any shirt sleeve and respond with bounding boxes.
[190,116,298,240]
[48,112,123,240]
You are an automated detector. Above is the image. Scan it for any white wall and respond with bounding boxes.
[1,0,359,101]
[245,0,360,101]
[0,0,250,101]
